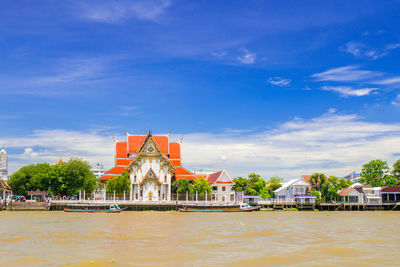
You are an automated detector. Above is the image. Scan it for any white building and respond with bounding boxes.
[91,163,105,178]
[338,188,364,203]
[0,146,8,181]
[362,187,382,205]
[198,170,236,203]
[274,177,310,201]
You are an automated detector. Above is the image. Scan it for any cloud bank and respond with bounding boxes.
[2,112,400,181]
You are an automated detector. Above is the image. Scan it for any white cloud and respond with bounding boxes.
[321,86,377,97]
[3,112,400,180]
[312,66,382,82]
[267,77,291,87]
[372,77,400,85]
[392,94,400,106]
[237,49,256,64]
[78,0,170,24]
[211,51,227,57]
[340,42,400,60]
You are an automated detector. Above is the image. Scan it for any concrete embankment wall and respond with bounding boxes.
[7,201,49,211]
[49,202,241,211]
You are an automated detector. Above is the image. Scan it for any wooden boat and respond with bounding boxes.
[179,203,259,212]
[64,204,126,213]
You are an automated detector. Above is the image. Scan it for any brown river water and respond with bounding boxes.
[0,211,400,266]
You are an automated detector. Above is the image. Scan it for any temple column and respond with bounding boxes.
[167,182,171,201]
[130,183,133,201]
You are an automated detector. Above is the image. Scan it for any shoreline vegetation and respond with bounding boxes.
[2,158,400,212]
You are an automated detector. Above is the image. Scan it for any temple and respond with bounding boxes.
[100,131,197,201]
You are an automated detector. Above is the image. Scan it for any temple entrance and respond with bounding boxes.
[149,191,153,201]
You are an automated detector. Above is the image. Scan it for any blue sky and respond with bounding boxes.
[1,0,400,179]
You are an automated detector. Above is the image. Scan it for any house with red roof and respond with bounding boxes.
[338,188,364,203]
[196,170,236,203]
[100,130,196,201]
[381,186,400,203]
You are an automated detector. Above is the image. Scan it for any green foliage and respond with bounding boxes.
[232,177,247,192]
[309,173,327,191]
[360,159,389,187]
[106,171,131,194]
[392,159,400,179]
[9,163,52,196]
[233,173,270,197]
[192,177,212,194]
[267,176,283,193]
[8,158,97,196]
[172,178,193,194]
[311,189,321,200]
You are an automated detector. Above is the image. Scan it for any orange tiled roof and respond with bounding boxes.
[116,142,127,158]
[169,142,181,159]
[105,166,127,175]
[100,132,197,181]
[116,159,132,166]
[128,135,146,153]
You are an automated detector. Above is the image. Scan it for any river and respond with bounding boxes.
[1,211,399,266]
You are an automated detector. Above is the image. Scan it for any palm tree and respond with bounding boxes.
[309,173,327,191]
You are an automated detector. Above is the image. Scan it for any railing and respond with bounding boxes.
[50,191,244,205]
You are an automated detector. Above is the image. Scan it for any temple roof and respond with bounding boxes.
[100,131,196,180]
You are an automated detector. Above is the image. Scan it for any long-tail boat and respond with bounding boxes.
[179,203,259,212]
[64,204,126,213]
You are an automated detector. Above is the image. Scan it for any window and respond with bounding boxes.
[134,175,137,182]
[222,186,226,192]
[213,186,217,191]
[164,175,167,183]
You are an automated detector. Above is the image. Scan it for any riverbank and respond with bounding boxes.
[2,200,400,211]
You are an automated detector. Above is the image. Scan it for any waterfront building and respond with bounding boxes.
[362,187,382,205]
[381,186,400,203]
[0,146,8,180]
[196,170,236,202]
[338,188,364,203]
[274,177,311,201]
[100,131,196,201]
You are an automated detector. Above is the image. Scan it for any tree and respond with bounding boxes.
[8,163,52,196]
[106,171,131,194]
[9,158,97,197]
[267,176,283,197]
[392,159,400,179]
[309,173,327,191]
[311,189,321,200]
[172,178,193,194]
[360,159,389,187]
[192,177,212,194]
[232,177,248,192]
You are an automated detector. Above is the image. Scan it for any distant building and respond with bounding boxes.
[91,163,105,178]
[381,186,400,203]
[274,177,311,201]
[344,172,362,183]
[0,146,8,180]
[338,188,364,203]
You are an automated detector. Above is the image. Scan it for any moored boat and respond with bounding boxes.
[64,204,126,213]
[179,203,259,212]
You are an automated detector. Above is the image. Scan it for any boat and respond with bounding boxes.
[64,204,127,213]
[179,203,259,212]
